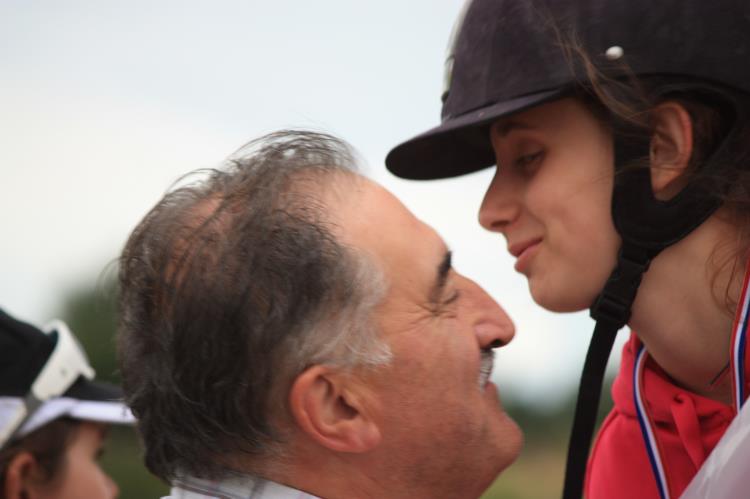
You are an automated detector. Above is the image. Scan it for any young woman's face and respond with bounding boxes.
[43,422,119,499]
[479,98,621,312]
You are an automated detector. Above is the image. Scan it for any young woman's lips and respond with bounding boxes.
[510,238,542,273]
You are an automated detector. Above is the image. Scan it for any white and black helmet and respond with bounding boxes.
[0,308,134,449]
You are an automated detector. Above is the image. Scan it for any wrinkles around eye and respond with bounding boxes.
[443,290,461,305]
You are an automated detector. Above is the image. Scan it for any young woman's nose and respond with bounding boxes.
[478,166,521,233]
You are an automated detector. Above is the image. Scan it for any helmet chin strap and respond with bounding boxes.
[561,240,654,499]
[560,109,738,498]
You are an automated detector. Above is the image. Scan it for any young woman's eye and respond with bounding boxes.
[514,150,544,171]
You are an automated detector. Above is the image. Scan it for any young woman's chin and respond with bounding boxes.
[528,276,597,313]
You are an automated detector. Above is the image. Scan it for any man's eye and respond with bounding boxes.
[443,290,461,305]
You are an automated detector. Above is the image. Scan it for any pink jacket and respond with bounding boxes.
[585,333,739,498]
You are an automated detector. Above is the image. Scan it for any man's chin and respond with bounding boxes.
[483,381,506,409]
[471,425,524,499]
[484,384,524,470]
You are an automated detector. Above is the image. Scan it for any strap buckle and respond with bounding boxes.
[590,246,651,328]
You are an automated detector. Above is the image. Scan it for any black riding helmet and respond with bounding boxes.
[386,1,750,498]
[387,0,750,260]
[387,0,750,180]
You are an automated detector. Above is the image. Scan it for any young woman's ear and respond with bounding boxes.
[4,451,45,499]
[289,365,381,454]
[649,101,694,200]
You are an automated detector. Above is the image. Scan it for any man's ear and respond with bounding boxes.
[649,101,694,200]
[289,365,381,453]
[4,451,44,499]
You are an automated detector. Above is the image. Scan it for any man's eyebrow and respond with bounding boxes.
[493,120,535,137]
[429,250,453,304]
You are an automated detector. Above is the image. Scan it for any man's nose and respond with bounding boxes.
[478,166,521,234]
[462,278,515,349]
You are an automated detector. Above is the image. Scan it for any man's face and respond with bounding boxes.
[335,178,522,497]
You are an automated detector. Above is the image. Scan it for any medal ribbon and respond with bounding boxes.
[634,344,670,499]
[731,256,750,411]
[634,254,750,499]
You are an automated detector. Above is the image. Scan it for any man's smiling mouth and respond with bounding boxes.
[479,349,495,389]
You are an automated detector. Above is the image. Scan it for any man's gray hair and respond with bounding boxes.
[117,130,390,482]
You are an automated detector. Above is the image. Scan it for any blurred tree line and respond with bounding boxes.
[58,276,614,499]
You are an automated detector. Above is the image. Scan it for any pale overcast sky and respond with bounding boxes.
[0,0,626,405]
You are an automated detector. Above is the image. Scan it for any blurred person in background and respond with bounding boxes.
[387,0,750,498]
[117,130,522,499]
[0,308,134,499]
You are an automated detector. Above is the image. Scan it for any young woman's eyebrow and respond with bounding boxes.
[493,120,535,137]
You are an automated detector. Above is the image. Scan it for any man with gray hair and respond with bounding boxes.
[117,130,522,499]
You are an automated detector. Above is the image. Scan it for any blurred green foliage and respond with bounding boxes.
[59,277,614,499]
[60,275,120,385]
[481,386,613,499]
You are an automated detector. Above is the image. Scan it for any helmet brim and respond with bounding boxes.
[386,87,565,180]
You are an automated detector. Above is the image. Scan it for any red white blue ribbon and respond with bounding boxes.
[634,255,750,499]
[731,262,750,411]
[634,344,670,499]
